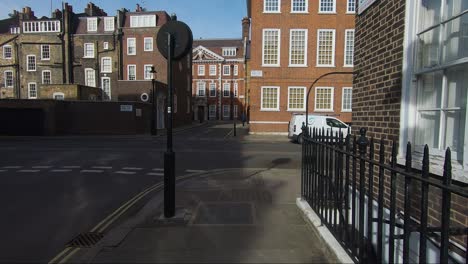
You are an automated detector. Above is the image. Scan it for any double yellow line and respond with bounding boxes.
[49,173,198,264]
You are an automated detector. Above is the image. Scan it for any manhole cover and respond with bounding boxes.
[66,232,104,248]
[193,203,253,225]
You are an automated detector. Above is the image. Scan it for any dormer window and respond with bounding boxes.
[222,48,236,57]
[130,15,156,28]
[104,17,114,31]
[87,17,98,32]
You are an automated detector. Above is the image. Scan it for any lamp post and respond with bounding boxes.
[231,64,236,136]
[150,66,157,135]
[305,71,358,130]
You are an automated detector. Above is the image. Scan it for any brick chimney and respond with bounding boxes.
[242,17,250,40]
[85,2,107,16]
[136,4,143,12]
[20,6,36,20]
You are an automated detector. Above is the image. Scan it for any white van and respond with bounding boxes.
[288,114,349,143]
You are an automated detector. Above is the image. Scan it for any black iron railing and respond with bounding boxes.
[301,127,468,263]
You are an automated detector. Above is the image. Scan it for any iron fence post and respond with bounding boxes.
[357,128,369,262]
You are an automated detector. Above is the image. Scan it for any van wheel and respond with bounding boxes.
[297,134,303,144]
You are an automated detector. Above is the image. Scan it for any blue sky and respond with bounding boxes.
[0,0,247,39]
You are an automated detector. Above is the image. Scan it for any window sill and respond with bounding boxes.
[318,12,337,14]
[288,64,308,68]
[314,110,334,112]
[290,11,309,14]
[263,11,281,14]
[341,110,352,113]
[41,58,50,61]
[343,65,353,68]
[83,56,95,59]
[316,65,336,68]
[287,109,306,112]
[260,109,280,112]
[144,50,153,52]
[261,64,280,68]
[397,152,467,184]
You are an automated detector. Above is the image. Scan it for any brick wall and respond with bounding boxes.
[247,0,354,133]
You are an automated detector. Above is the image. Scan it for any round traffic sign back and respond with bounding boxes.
[157,20,193,60]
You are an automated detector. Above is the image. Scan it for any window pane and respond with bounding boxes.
[320,0,335,12]
[290,30,306,65]
[263,30,279,65]
[416,111,441,148]
[288,87,305,110]
[262,87,278,109]
[344,30,354,66]
[417,71,443,109]
[317,30,334,66]
[419,0,441,30]
[292,0,306,12]
[443,14,468,64]
[264,0,279,12]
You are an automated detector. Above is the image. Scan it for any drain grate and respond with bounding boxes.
[66,232,104,248]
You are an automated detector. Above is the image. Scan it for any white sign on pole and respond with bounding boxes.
[120,105,133,112]
[358,0,378,15]
[250,70,263,77]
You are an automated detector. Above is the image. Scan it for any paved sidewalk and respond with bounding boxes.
[69,168,333,263]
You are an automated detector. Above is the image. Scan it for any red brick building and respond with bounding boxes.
[246,0,355,133]
[117,5,192,128]
[192,36,248,122]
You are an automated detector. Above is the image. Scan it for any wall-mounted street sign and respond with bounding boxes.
[251,70,263,77]
[120,105,133,112]
[358,0,378,15]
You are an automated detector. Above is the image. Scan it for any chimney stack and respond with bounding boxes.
[242,17,250,41]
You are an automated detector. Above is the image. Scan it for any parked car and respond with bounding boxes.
[288,114,349,144]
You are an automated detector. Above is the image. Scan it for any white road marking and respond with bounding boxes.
[185,169,206,173]
[2,166,22,169]
[152,168,164,171]
[115,171,136,175]
[32,166,52,169]
[81,170,104,173]
[62,166,81,169]
[18,169,40,173]
[122,167,143,171]
[51,169,72,172]
[147,172,164,176]
[92,166,112,169]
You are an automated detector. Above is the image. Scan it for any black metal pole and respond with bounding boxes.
[164,32,175,218]
[151,79,157,135]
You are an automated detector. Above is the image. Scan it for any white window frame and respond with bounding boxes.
[209,65,217,76]
[316,29,335,67]
[263,0,281,13]
[127,38,136,55]
[400,1,468,176]
[127,65,136,80]
[3,45,12,59]
[130,15,156,28]
[209,83,216,97]
[344,29,355,67]
[234,105,238,118]
[53,92,65,100]
[261,86,280,111]
[341,87,352,112]
[84,43,94,58]
[197,82,206,97]
[144,37,153,51]
[262,29,281,67]
[223,105,230,119]
[144,64,154,80]
[234,83,239,97]
[222,48,237,56]
[101,77,111,101]
[104,17,115,31]
[234,65,239,76]
[103,42,109,50]
[101,57,112,73]
[28,82,37,99]
[289,29,308,67]
[26,55,36,72]
[223,65,231,76]
[42,70,51,84]
[291,0,308,13]
[41,45,50,60]
[223,83,231,97]
[4,71,13,88]
[315,87,334,111]
[287,86,306,111]
[85,68,96,87]
[346,0,356,14]
[319,0,336,14]
[209,105,216,119]
[198,65,205,76]
[87,17,98,32]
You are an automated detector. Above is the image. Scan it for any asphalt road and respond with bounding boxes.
[0,122,301,262]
